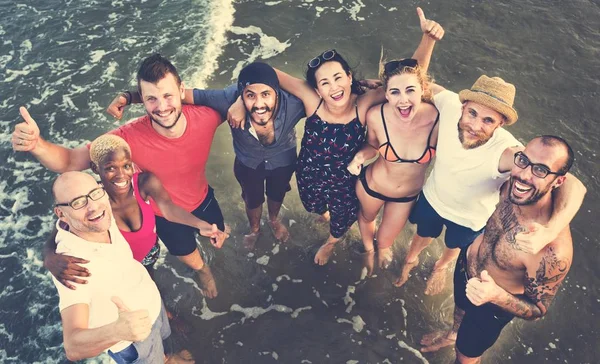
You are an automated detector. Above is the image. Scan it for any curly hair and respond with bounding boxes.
[89,134,131,166]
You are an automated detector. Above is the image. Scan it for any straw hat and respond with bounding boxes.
[458,75,518,125]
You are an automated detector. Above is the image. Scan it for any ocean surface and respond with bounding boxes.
[1,0,599,363]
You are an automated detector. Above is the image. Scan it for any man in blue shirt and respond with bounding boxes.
[108,62,306,249]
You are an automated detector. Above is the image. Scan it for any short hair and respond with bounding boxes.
[305,50,364,95]
[89,134,131,166]
[537,135,574,175]
[136,53,182,91]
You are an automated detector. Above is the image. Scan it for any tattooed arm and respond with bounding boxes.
[493,244,572,320]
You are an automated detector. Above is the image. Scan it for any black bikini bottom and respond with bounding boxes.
[359,165,419,203]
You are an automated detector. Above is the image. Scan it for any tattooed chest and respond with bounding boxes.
[477,201,527,273]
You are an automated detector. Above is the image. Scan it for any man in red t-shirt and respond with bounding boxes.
[12,54,226,298]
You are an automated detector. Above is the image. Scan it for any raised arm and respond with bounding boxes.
[499,146,587,254]
[412,7,445,75]
[12,107,91,172]
[61,298,151,361]
[139,172,229,248]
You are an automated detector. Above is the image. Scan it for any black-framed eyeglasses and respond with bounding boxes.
[55,187,106,210]
[307,49,336,69]
[384,58,419,74]
[513,151,565,179]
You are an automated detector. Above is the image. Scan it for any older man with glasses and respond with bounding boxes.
[50,171,173,363]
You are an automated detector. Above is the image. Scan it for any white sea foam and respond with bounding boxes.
[230,303,293,323]
[343,285,356,313]
[291,306,312,318]
[192,298,228,320]
[229,25,291,79]
[271,244,280,255]
[189,0,236,88]
[276,274,291,281]
[337,315,366,332]
[256,255,270,265]
[397,340,429,363]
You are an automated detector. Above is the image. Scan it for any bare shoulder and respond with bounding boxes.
[365,104,384,129]
[528,226,573,276]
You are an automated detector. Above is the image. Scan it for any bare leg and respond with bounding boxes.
[314,234,340,265]
[405,234,433,264]
[425,247,460,296]
[455,347,481,364]
[267,198,290,242]
[356,180,384,254]
[393,258,420,287]
[375,200,414,269]
[421,306,464,352]
[243,204,262,249]
[394,234,432,287]
[176,249,217,298]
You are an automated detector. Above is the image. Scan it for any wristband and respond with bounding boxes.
[122,91,132,105]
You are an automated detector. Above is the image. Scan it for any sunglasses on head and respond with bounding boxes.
[383,58,419,74]
[308,49,337,69]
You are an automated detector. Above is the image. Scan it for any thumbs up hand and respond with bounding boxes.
[111,296,152,342]
[417,7,445,41]
[12,107,41,152]
[465,270,501,306]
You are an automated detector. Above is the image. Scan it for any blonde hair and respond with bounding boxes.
[89,134,131,166]
[378,52,433,102]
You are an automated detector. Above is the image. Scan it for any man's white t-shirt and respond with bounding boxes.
[423,90,522,231]
[52,218,162,352]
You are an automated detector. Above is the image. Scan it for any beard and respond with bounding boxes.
[508,176,553,206]
[250,106,274,126]
[149,108,183,130]
[457,122,492,150]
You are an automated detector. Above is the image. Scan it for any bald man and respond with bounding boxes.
[51,171,171,363]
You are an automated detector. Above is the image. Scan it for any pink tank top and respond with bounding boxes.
[119,173,157,262]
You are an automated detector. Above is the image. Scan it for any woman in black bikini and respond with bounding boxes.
[347,58,440,271]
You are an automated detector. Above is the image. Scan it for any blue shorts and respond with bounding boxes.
[108,301,171,364]
[408,192,483,249]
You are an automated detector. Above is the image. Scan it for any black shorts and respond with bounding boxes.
[155,186,225,256]
[233,158,295,210]
[454,248,514,358]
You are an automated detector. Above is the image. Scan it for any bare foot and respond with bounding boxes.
[196,265,218,299]
[378,246,394,269]
[420,330,456,353]
[393,258,420,287]
[361,249,375,277]
[424,265,450,296]
[314,242,336,265]
[243,230,260,250]
[268,219,290,242]
[165,349,195,363]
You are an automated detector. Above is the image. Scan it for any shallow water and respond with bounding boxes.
[0,0,599,363]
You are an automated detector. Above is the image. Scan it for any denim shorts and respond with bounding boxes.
[108,301,171,364]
